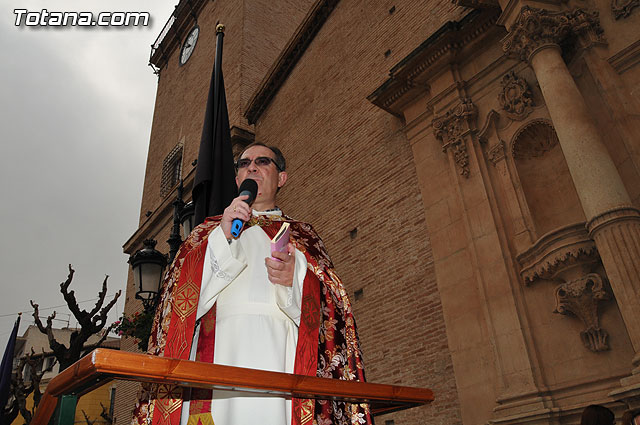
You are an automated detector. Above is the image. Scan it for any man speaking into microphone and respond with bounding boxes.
[135,143,372,425]
[194,143,305,425]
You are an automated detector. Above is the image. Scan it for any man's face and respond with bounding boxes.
[236,145,287,209]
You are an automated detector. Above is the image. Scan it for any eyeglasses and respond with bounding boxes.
[235,156,283,172]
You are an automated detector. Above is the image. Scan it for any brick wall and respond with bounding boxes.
[253,0,467,423]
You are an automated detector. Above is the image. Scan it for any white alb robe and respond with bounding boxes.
[180,210,307,425]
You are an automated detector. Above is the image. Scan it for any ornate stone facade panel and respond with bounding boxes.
[498,71,534,120]
[502,7,605,62]
[554,273,610,352]
[432,98,478,178]
[517,223,613,352]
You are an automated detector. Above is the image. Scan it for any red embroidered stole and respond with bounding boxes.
[261,223,322,425]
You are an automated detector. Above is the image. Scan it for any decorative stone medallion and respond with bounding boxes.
[498,71,534,121]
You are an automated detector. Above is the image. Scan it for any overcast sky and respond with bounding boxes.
[0,1,178,348]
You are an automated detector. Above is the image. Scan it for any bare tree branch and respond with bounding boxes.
[30,302,67,360]
[81,410,96,425]
[81,323,116,358]
[4,349,53,425]
[60,265,83,322]
[31,265,121,371]
[88,275,109,318]
[99,402,113,424]
[29,301,52,335]
[31,349,56,409]
[96,290,121,329]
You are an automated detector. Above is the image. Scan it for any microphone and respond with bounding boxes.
[230,178,258,238]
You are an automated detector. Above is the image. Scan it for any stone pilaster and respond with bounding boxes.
[503,6,640,375]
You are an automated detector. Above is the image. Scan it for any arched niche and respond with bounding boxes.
[511,120,585,237]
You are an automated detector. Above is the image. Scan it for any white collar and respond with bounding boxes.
[252,208,282,217]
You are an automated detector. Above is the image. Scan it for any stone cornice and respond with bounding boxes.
[516,222,599,284]
[244,0,340,125]
[368,9,500,117]
[149,0,208,71]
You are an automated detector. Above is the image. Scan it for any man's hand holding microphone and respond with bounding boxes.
[220,178,295,287]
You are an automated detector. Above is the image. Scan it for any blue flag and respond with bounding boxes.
[0,315,20,413]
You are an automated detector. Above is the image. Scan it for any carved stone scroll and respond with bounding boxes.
[502,7,605,62]
[612,0,639,19]
[554,273,610,352]
[432,98,478,178]
[498,71,534,120]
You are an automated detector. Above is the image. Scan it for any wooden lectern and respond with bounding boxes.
[31,349,434,425]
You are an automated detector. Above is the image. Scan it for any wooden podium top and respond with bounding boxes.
[32,348,433,425]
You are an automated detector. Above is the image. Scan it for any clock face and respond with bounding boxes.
[180,26,199,66]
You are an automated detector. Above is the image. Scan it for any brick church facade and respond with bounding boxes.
[114,0,640,424]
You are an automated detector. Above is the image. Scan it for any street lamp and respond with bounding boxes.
[168,181,196,262]
[129,239,167,313]
[179,201,195,238]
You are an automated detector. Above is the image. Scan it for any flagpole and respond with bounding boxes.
[212,24,224,148]
[192,22,236,226]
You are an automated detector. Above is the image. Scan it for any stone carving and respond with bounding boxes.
[502,7,605,62]
[432,98,478,178]
[477,110,507,165]
[511,120,558,160]
[570,9,606,48]
[517,223,612,352]
[517,222,598,284]
[488,141,506,164]
[451,142,470,177]
[498,71,534,120]
[554,273,610,352]
[612,0,639,19]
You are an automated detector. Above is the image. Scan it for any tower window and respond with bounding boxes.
[160,143,183,197]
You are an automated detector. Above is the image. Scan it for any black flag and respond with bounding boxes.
[192,25,237,226]
[0,314,20,416]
